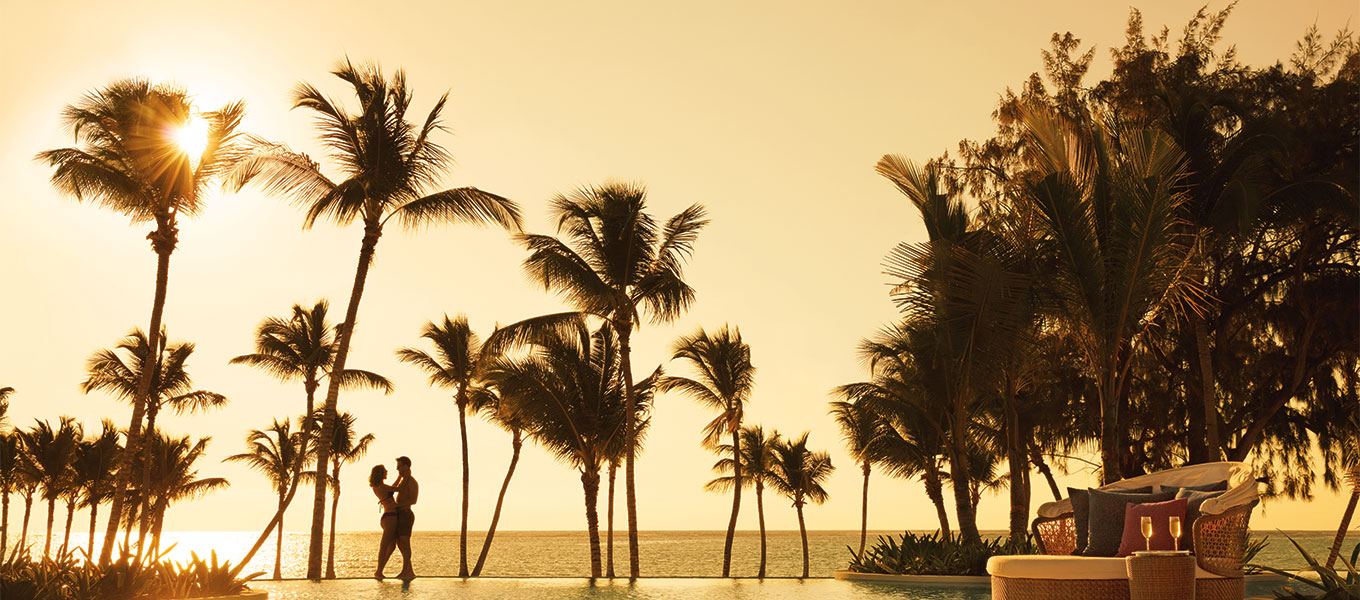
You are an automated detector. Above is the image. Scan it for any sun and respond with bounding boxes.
[175,116,210,160]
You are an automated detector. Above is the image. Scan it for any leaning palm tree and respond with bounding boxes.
[767,432,834,579]
[395,315,497,577]
[311,410,374,580]
[1013,104,1201,482]
[18,418,81,559]
[487,315,643,578]
[707,425,779,578]
[829,399,883,557]
[81,328,227,554]
[75,420,122,556]
[657,325,754,577]
[144,432,229,557]
[38,81,247,565]
[9,448,39,561]
[519,181,707,576]
[224,419,307,580]
[470,387,526,577]
[230,61,522,578]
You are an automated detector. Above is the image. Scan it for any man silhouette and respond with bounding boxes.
[393,456,419,580]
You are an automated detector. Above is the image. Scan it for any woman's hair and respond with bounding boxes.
[369,464,387,487]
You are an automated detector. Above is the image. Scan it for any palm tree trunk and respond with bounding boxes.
[87,502,99,560]
[1028,444,1062,501]
[43,496,56,558]
[473,429,523,577]
[755,482,767,578]
[616,322,640,578]
[947,406,981,545]
[60,499,75,556]
[1,490,8,560]
[796,500,809,578]
[149,495,168,558]
[1099,371,1122,485]
[457,390,470,577]
[1325,474,1359,569]
[859,461,870,557]
[581,468,602,578]
[1005,386,1029,540]
[135,407,160,558]
[13,493,32,561]
[274,492,285,579]
[606,460,616,578]
[924,462,952,541]
[231,458,308,579]
[326,463,340,579]
[307,221,380,579]
[722,424,742,577]
[102,229,173,567]
[1192,313,1220,460]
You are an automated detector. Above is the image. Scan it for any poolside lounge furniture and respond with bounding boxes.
[987,461,1258,600]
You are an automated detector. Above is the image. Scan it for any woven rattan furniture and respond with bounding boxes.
[989,461,1258,600]
[1127,553,1196,599]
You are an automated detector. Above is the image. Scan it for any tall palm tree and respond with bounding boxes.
[707,425,778,578]
[395,315,497,577]
[0,429,18,560]
[230,61,522,578]
[487,315,649,578]
[1013,104,1201,482]
[75,420,122,556]
[229,301,391,574]
[144,432,228,557]
[471,388,526,577]
[224,419,307,580]
[38,81,247,566]
[313,411,374,580]
[657,325,754,577]
[767,432,834,578]
[81,328,227,554]
[519,181,707,576]
[18,418,81,558]
[829,399,883,557]
[9,447,39,561]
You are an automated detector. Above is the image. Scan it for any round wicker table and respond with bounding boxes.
[1126,552,1196,600]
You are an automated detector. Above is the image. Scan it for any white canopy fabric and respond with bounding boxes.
[1035,461,1258,519]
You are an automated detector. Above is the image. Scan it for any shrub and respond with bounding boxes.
[846,530,1038,576]
[0,548,262,600]
[1251,536,1358,600]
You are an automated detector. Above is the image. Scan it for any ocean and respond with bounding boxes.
[4,529,1348,579]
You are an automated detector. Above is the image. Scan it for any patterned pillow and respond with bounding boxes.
[1082,488,1177,557]
[1067,486,1152,554]
[1175,488,1227,552]
[1116,498,1188,557]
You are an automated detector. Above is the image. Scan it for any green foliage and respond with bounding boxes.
[1252,536,1359,600]
[0,549,261,600]
[845,531,1037,576]
[1244,534,1272,574]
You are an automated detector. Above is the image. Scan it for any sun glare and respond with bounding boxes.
[175,116,210,160]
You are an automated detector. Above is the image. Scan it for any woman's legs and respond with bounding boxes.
[376,516,398,579]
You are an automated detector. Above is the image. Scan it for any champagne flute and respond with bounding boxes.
[1169,516,1182,552]
[1140,516,1153,552]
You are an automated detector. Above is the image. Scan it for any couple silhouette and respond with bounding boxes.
[369,456,419,581]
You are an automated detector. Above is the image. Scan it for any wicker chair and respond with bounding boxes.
[988,461,1258,600]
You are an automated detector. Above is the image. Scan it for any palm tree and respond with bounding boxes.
[470,388,526,577]
[1012,104,1201,482]
[81,328,227,554]
[9,447,39,561]
[707,425,778,578]
[487,315,646,578]
[314,411,374,579]
[0,387,12,431]
[18,418,81,558]
[0,429,18,560]
[230,61,522,578]
[767,432,834,578]
[657,325,754,577]
[829,399,882,557]
[38,82,247,566]
[519,181,707,576]
[395,315,498,577]
[144,432,228,557]
[75,420,122,557]
[224,419,307,580]
[229,301,391,574]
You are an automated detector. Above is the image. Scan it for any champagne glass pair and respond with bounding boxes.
[1140,516,1184,551]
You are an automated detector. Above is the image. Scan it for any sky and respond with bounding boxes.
[0,0,1356,538]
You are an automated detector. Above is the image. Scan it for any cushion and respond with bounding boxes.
[1116,498,1188,557]
[1157,480,1229,494]
[1175,488,1226,552]
[1068,485,1152,554]
[1082,488,1176,557]
[986,555,1226,580]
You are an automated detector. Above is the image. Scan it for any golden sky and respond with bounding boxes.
[1,0,1355,535]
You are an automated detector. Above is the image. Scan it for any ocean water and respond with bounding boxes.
[4,529,1347,580]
